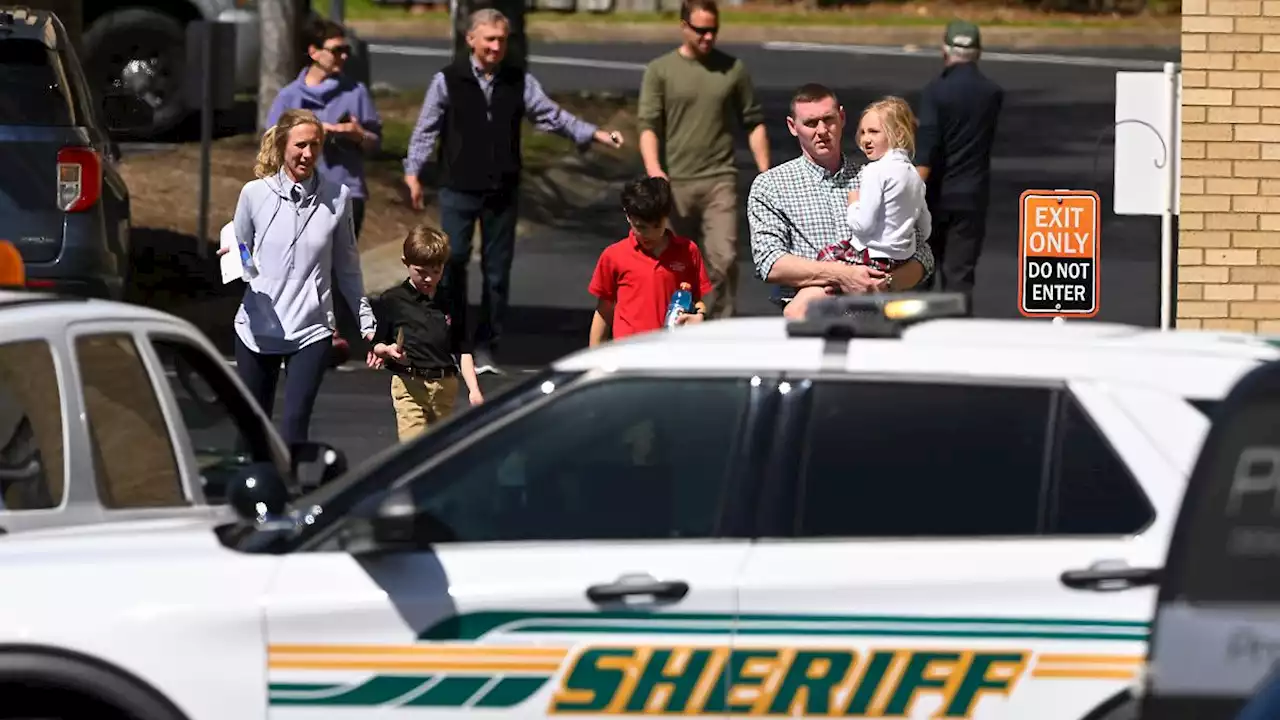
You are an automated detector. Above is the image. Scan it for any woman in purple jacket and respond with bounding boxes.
[266,16,381,237]
[265,16,382,361]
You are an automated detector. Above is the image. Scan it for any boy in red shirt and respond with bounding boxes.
[589,177,714,345]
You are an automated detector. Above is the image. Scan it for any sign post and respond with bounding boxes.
[1114,63,1181,329]
[1018,189,1101,319]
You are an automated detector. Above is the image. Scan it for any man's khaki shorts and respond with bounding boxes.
[391,374,458,443]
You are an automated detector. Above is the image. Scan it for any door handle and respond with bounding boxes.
[586,575,690,605]
[1060,563,1161,592]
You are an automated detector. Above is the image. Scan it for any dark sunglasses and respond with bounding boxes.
[685,22,718,35]
[324,44,352,56]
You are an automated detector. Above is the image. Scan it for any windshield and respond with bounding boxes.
[224,368,581,554]
[0,38,75,126]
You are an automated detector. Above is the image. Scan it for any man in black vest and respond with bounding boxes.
[403,8,625,374]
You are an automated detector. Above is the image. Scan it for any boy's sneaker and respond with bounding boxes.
[472,347,502,375]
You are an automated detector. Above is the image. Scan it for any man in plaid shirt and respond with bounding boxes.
[748,83,934,309]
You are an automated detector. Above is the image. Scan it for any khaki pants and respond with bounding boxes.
[391,374,458,443]
[669,175,739,318]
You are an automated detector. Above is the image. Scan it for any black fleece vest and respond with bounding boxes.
[438,59,526,192]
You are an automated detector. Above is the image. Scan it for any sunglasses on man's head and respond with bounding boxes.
[685,22,718,35]
[324,44,352,55]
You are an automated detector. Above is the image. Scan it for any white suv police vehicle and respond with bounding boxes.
[0,294,1273,720]
[0,241,346,534]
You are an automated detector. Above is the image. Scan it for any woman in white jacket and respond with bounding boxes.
[220,108,376,449]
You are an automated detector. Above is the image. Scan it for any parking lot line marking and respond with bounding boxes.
[760,40,1172,70]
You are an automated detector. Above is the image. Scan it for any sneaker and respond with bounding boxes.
[472,346,502,375]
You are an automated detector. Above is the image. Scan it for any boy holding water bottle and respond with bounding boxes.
[588,177,713,345]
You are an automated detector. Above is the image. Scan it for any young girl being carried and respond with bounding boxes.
[785,96,931,320]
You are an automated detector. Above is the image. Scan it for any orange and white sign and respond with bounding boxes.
[1018,189,1100,318]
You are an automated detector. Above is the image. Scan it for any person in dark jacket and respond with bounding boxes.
[401,8,625,374]
[914,20,1004,299]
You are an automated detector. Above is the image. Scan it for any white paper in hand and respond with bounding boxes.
[219,221,244,285]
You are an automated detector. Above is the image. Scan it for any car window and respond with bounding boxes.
[0,340,64,510]
[76,333,187,509]
[1048,393,1155,535]
[0,38,75,126]
[150,337,275,504]
[404,376,752,542]
[797,380,1053,538]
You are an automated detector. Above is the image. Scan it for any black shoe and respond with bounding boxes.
[472,346,503,375]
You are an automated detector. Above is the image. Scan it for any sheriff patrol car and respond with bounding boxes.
[0,293,1275,720]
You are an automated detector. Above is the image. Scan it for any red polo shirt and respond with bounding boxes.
[588,230,714,340]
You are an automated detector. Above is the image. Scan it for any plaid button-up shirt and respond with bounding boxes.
[748,153,935,295]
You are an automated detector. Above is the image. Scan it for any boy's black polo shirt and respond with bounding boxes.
[371,280,472,372]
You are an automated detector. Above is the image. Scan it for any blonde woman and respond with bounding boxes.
[784,96,932,319]
[218,108,376,449]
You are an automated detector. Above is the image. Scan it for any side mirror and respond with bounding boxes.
[340,488,456,555]
[223,461,291,522]
[291,441,347,492]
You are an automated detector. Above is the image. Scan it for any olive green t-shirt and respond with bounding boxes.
[637,48,764,181]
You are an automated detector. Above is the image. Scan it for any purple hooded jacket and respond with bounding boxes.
[266,69,382,200]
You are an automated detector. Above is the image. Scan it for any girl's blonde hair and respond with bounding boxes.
[860,96,919,158]
[254,108,325,179]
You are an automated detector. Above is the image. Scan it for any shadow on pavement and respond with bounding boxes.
[126,228,243,356]
[479,305,596,367]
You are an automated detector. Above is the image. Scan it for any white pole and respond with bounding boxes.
[1159,61,1178,330]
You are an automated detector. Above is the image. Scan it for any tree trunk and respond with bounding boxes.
[453,0,528,71]
[257,0,301,133]
[21,0,83,54]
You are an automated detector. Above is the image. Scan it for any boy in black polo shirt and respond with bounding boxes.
[368,225,484,442]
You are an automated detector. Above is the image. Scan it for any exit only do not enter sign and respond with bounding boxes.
[1018,189,1101,319]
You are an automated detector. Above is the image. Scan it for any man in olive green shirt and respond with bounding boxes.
[637,0,769,319]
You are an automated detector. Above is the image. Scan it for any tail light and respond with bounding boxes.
[56,147,101,213]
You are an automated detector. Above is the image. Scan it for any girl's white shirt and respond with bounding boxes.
[845,148,932,261]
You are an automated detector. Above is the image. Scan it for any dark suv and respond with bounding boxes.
[0,7,135,300]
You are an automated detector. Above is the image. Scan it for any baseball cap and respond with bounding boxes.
[944,19,981,49]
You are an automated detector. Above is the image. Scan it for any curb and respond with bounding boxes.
[346,16,1179,50]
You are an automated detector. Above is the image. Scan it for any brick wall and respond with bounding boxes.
[1180,0,1280,332]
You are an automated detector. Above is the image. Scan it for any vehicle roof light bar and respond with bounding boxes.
[785,292,969,339]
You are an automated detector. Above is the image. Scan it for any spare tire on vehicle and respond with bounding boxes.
[82,8,188,139]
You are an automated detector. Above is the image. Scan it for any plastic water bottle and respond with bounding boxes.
[237,240,258,281]
[664,282,693,330]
